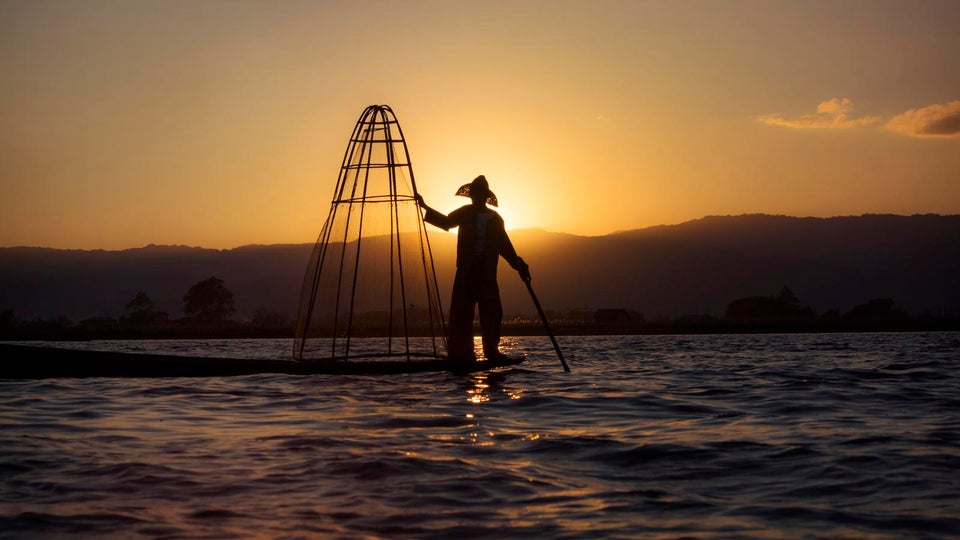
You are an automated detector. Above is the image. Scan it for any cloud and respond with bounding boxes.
[885,100,960,138]
[757,98,882,130]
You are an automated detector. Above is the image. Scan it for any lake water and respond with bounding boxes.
[1,333,958,538]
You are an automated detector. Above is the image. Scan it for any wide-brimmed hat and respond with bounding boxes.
[455,175,498,207]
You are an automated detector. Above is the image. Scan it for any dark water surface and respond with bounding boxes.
[1,333,959,538]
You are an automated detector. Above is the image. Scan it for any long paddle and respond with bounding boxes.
[523,276,570,372]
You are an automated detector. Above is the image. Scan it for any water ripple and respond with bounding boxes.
[1,333,958,538]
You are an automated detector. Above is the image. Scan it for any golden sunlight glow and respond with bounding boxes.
[0,1,958,249]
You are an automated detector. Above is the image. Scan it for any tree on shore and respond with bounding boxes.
[724,286,815,323]
[183,277,235,322]
[126,291,154,313]
[123,291,167,326]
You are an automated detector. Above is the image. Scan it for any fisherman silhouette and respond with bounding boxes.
[416,175,530,362]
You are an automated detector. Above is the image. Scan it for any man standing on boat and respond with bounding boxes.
[416,175,530,363]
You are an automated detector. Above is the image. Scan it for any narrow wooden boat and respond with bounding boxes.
[0,343,526,378]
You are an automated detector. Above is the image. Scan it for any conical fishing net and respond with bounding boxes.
[293,105,446,362]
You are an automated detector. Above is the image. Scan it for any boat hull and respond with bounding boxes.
[0,344,526,378]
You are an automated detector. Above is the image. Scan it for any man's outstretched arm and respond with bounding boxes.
[415,194,456,230]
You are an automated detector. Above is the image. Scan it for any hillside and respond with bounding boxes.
[1,214,958,321]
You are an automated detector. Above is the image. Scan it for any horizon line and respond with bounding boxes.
[2,212,956,252]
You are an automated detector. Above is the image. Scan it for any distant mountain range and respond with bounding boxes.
[1,214,958,321]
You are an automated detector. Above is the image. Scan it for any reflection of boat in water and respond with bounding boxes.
[0,343,525,379]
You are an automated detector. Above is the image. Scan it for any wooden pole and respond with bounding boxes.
[523,277,570,372]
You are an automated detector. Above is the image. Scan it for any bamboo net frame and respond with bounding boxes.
[293,105,446,362]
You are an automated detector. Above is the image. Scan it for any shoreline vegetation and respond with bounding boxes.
[2,280,958,342]
[3,312,957,342]
[0,282,960,341]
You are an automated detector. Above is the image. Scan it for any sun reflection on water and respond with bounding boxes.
[466,374,490,404]
[463,338,527,405]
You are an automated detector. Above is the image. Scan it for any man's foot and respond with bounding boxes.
[484,351,513,363]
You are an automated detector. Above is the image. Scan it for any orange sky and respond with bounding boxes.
[1,0,958,249]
